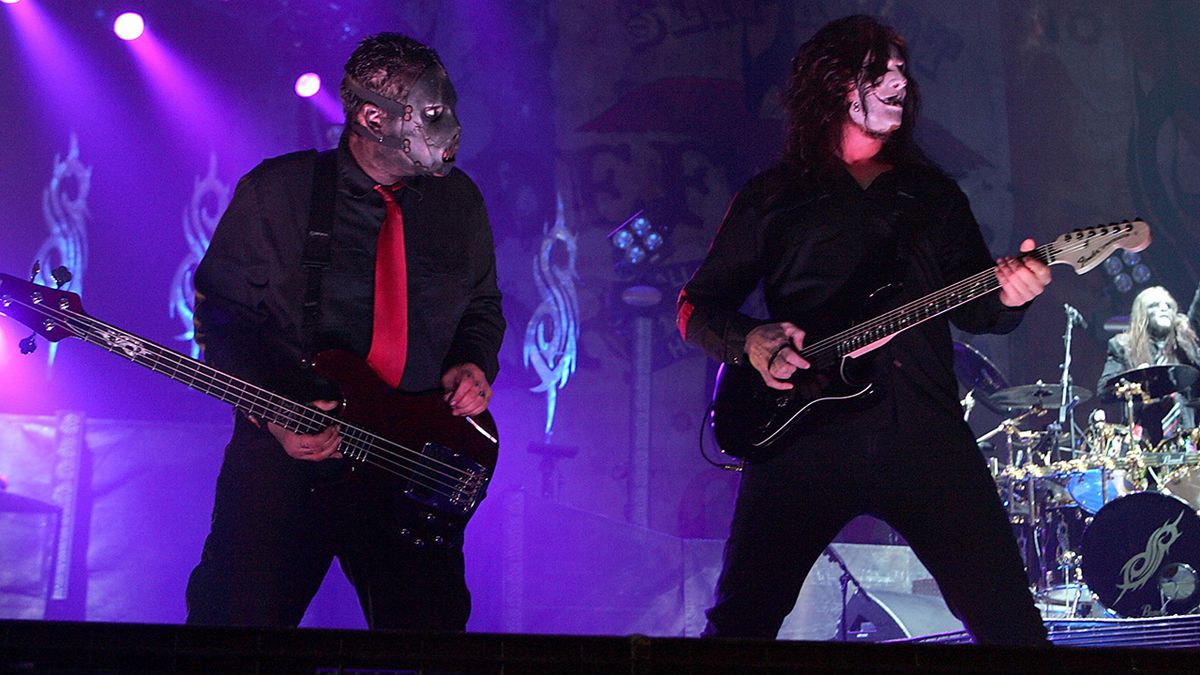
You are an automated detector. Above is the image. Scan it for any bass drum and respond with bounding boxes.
[1081,492,1200,618]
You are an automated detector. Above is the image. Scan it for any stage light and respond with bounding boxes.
[2,0,24,5]
[294,72,321,98]
[607,210,670,274]
[1103,256,1123,276]
[1101,250,1152,293]
[113,12,144,41]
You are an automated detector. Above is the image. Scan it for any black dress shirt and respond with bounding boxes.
[678,162,1027,425]
[194,135,505,402]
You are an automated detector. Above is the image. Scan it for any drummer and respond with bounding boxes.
[1099,284,1200,445]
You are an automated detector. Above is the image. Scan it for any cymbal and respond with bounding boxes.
[953,341,1008,395]
[1100,364,1199,402]
[990,383,1093,410]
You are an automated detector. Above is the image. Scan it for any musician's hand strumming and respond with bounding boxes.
[267,399,343,461]
[442,363,491,416]
[746,321,811,390]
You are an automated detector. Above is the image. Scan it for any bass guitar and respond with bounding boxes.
[709,219,1151,463]
[0,272,497,547]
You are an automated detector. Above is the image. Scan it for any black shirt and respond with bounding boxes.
[194,135,505,401]
[678,162,1027,424]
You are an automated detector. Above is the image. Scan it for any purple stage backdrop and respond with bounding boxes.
[1,0,1196,637]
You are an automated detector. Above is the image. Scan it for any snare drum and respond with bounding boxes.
[1080,492,1200,617]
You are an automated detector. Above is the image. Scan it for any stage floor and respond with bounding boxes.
[2,617,1199,673]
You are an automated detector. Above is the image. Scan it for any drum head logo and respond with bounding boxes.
[1115,511,1184,606]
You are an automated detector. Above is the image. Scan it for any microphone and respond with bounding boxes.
[1064,303,1088,329]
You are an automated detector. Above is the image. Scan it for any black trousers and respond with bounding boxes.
[186,419,471,630]
[703,402,1048,645]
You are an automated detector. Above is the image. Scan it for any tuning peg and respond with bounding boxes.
[18,334,37,355]
[28,260,41,283]
[51,266,73,289]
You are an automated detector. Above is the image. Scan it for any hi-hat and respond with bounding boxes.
[991,383,1092,410]
[1100,364,1199,402]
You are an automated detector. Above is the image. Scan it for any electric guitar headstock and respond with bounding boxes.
[1047,219,1150,275]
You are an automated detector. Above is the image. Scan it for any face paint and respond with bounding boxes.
[345,63,462,177]
[847,45,907,137]
[1143,291,1178,338]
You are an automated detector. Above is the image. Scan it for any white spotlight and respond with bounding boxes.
[113,12,145,41]
[294,72,321,98]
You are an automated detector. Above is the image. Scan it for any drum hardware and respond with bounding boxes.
[1059,303,1085,451]
[987,381,1090,468]
[1031,364,1200,618]
[1158,563,1198,606]
[977,408,1058,470]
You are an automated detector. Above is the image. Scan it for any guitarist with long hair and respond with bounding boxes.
[677,15,1050,644]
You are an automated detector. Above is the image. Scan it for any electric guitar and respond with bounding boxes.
[709,219,1152,463]
[0,273,497,546]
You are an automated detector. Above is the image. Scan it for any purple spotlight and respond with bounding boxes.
[113,12,145,41]
[294,72,321,98]
[2,0,23,5]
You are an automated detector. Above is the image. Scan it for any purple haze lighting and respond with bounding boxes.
[294,72,320,98]
[307,88,344,124]
[5,0,110,116]
[113,12,145,41]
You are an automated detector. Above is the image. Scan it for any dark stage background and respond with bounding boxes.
[0,0,1197,639]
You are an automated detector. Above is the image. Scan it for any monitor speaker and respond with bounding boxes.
[839,589,963,642]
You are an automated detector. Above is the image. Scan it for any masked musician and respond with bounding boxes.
[1099,285,1200,445]
[185,33,505,629]
[677,16,1050,644]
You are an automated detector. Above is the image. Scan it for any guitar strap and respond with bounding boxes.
[300,149,338,361]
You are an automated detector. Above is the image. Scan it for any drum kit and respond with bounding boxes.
[957,340,1200,619]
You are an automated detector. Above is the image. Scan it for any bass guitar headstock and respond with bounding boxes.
[0,270,86,348]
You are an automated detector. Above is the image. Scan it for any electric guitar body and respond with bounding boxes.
[709,282,900,463]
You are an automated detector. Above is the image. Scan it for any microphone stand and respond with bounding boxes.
[824,545,867,641]
[1060,307,1081,456]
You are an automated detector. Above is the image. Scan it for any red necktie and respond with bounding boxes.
[367,184,408,388]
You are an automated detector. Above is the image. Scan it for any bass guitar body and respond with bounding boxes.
[309,348,496,542]
[307,349,499,547]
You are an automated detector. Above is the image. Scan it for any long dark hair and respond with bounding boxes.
[1123,286,1200,366]
[781,15,929,175]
